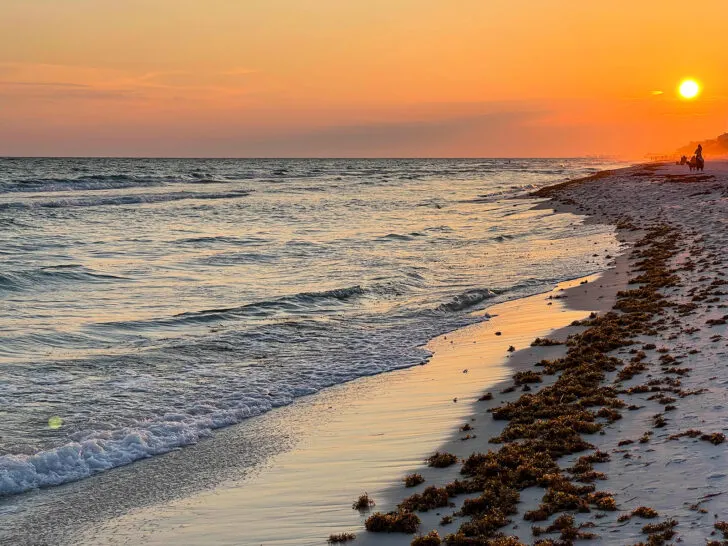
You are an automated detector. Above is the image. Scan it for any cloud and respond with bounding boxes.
[0,80,138,101]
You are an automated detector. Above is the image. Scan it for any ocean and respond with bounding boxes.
[0,157,623,498]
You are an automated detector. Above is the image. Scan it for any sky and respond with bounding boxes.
[2,0,728,158]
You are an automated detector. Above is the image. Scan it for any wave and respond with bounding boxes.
[0,190,251,210]
[99,285,368,330]
[437,289,496,312]
[195,251,278,266]
[379,232,426,242]
[0,403,273,497]
[174,235,269,246]
[0,174,165,194]
[0,173,237,195]
[0,265,128,292]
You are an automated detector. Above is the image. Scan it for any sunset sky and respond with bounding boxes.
[2,0,728,158]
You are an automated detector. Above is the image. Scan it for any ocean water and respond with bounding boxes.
[0,157,623,497]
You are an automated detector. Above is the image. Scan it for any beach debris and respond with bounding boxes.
[398,486,450,512]
[715,521,728,539]
[495,331,502,336]
[365,511,420,534]
[478,392,493,401]
[394,225,682,543]
[328,532,356,543]
[702,432,726,445]
[426,452,458,468]
[410,530,441,546]
[404,473,425,487]
[513,371,542,385]
[507,345,515,352]
[530,337,563,347]
[641,518,678,543]
[352,493,375,511]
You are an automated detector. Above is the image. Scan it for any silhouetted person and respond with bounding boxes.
[694,144,705,171]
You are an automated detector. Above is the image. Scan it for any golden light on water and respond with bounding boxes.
[679,79,700,99]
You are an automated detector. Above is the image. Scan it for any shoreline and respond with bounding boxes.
[2,167,628,546]
[73,274,602,546]
[354,160,728,545]
[15,160,728,546]
[0,166,624,545]
[353,205,635,546]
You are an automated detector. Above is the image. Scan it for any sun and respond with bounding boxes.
[679,79,700,99]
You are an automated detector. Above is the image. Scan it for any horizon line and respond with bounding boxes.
[0,155,624,161]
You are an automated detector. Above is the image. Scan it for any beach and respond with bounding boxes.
[4,160,728,545]
[353,161,728,545]
[86,160,728,546]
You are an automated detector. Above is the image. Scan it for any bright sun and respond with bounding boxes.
[679,79,700,99]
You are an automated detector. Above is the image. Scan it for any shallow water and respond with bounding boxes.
[0,157,623,496]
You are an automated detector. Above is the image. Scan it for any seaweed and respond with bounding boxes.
[352,493,375,511]
[367,225,686,543]
[405,473,426,487]
[427,452,458,468]
[365,511,420,534]
[399,486,450,512]
[328,532,356,543]
[411,531,442,546]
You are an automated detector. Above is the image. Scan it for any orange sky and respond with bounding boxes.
[2,0,727,158]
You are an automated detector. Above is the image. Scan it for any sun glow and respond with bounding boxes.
[679,79,700,99]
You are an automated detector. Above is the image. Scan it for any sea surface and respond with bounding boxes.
[0,157,624,498]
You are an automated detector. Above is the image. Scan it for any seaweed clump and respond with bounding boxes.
[421,225,681,543]
[640,519,678,544]
[404,473,426,487]
[328,532,356,543]
[365,511,420,534]
[352,493,375,511]
[399,486,450,512]
[427,452,458,468]
[411,531,442,546]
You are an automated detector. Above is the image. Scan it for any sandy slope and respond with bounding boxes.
[356,162,728,545]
